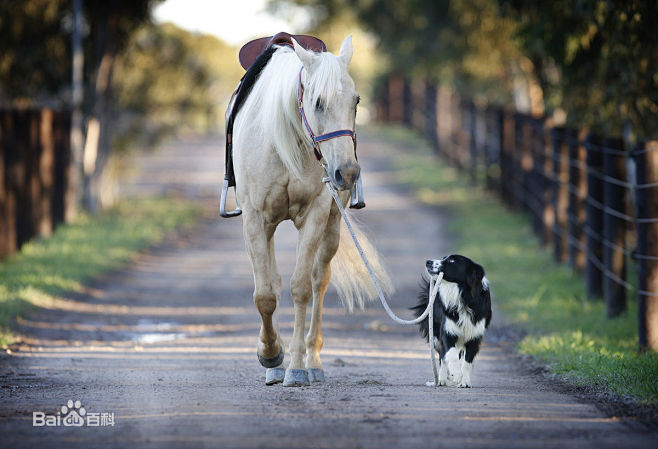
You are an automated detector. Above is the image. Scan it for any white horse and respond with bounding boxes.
[233,36,393,386]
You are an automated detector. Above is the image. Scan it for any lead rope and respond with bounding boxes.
[322,174,443,386]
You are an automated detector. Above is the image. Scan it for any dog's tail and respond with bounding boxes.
[410,276,431,342]
[330,214,394,312]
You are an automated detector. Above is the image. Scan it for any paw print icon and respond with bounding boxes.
[61,400,86,427]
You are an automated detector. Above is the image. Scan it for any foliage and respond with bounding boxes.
[0,0,157,105]
[502,0,658,139]
[366,123,658,404]
[269,0,526,107]
[113,22,242,147]
[271,0,658,138]
[0,197,199,346]
[0,0,70,102]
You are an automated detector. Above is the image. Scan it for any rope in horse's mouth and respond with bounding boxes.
[322,173,444,386]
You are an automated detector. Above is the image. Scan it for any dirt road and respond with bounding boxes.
[1,135,655,448]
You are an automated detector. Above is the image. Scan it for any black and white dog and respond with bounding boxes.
[411,255,492,387]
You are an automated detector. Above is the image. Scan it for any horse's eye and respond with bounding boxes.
[356,95,360,105]
[315,98,325,112]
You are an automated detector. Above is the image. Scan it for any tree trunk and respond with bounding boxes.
[82,10,118,213]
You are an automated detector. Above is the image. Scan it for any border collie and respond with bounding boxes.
[411,255,491,387]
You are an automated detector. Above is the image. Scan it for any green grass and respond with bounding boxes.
[364,124,658,405]
[0,197,200,346]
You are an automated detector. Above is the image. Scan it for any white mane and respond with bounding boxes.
[235,46,346,179]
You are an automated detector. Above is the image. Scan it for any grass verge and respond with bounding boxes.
[0,196,200,347]
[364,124,658,406]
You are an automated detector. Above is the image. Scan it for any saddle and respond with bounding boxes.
[238,32,327,70]
[220,32,365,218]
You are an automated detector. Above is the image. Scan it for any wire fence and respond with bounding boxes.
[375,75,658,350]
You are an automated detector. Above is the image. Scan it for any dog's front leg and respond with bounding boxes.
[437,358,448,386]
[458,338,481,388]
[444,347,462,385]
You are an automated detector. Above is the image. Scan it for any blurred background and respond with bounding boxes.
[0,0,656,254]
[1,0,657,402]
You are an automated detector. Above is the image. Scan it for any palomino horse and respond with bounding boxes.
[232,36,393,386]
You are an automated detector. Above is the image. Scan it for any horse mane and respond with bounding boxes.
[235,45,345,179]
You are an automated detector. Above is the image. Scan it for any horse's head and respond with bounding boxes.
[293,36,360,191]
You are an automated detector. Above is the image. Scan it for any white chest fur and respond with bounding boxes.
[439,281,486,343]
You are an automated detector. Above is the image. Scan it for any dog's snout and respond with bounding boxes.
[426,259,442,274]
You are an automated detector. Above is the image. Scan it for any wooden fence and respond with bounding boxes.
[0,108,71,259]
[376,75,658,350]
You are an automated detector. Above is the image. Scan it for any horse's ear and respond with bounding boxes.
[292,38,315,69]
[339,35,353,66]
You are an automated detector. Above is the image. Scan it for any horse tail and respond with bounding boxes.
[330,214,394,312]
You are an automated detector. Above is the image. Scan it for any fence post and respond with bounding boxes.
[53,111,71,225]
[537,118,553,245]
[552,127,568,262]
[0,111,6,258]
[500,111,512,205]
[403,78,412,127]
[602,137,627,317]
[635,141,658,350]
[425,81,438,150]
[511,113,523,210]
[39,109,55,236]
[450,94,461,168]
[482,106,495,189]
[469,101,477,183]
[435,86,444,156]
[585,133,604,299]
[567,129,587,271]
[388,75,404,123]
[458,99,469,171]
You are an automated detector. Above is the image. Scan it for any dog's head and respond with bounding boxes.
[426,255,488,298]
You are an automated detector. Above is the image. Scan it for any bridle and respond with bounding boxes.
[297,67,357,163]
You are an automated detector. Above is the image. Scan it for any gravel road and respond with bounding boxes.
[0,134,655,448]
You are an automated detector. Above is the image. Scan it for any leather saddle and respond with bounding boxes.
[238,32,327,70]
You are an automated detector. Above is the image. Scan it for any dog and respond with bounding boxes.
[411,255,491,387]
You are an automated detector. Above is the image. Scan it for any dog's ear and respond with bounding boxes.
[466,264,485,298]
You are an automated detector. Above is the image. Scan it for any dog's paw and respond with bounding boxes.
[447,363,462,384]
[457,379,471,388]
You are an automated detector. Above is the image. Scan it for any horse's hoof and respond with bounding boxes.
[265,367,285,385]
[282,369,310,387]
[307,368,325,383]
[257,349,284,368]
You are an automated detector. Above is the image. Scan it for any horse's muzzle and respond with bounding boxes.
[332,162,360,191]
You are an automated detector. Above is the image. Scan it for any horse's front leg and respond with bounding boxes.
[283,209,330,387]
[242,211,284,383]
[305,216,340,383]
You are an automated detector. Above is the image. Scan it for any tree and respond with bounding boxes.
[0,0,160,212]
[269,0,531,108]
[79,0,160,212]
[502,0,658,139]
[113,22,243,148]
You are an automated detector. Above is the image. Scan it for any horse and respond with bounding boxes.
[232,35,393,387]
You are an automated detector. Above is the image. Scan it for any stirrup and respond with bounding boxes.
[349,173,365,209]
[220,178,242,218]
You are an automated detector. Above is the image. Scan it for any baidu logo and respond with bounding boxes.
[33,400,115,427]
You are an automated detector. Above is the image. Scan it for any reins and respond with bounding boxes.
[321,171,444,386]
[295,63,443,385]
